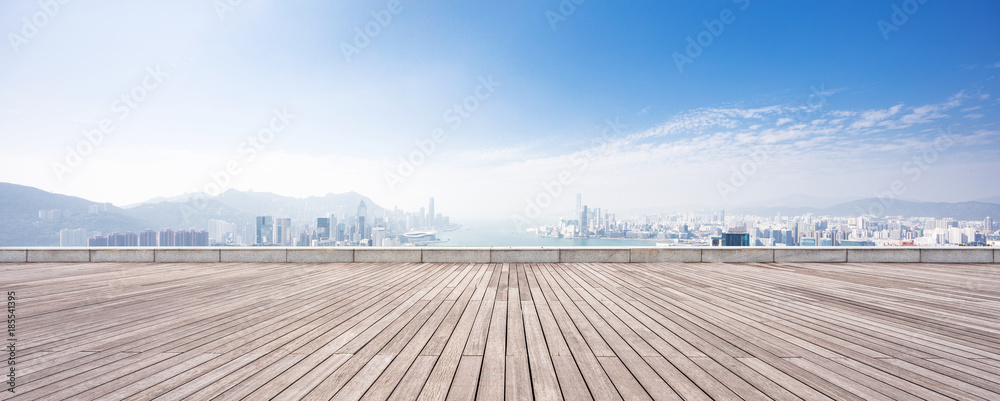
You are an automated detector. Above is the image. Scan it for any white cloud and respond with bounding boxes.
[850,104,903,129]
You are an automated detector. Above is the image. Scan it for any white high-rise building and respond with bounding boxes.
[60,228,88,246]
[948,227,965,244]
[372,227,386,247]
[208,219,236,243]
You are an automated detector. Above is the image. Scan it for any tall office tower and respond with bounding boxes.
[986,216,994,232]
[579,205,589,237]
[59,229,72,247]
[273,218,292,245]
[770,229,783,245]
[316,217,331,240]
[720,209,726,225]
[428,197,435,228]
[139,230,157,246]
[256,216,274,245]
[372,227,386,247]
[357,201,368,240]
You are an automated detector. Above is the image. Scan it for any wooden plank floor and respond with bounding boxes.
[3,261,1000,400]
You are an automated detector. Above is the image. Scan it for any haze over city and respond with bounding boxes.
[1,1,998,221]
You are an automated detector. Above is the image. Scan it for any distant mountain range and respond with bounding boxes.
[0,183,149,246]
[1,182,998,246]
[0,183,386,246]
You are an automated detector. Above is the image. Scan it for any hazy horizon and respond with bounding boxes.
[2,1,998,222]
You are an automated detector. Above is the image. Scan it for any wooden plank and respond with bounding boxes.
[476,300,506,400]
[521,300,562,401]
[445,355,482,401]
[389,355,438,401]
[506,355,533,401]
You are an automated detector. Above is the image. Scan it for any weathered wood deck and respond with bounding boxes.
[4,261,1000,400]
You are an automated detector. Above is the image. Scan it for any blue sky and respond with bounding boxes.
[1,0,998,219]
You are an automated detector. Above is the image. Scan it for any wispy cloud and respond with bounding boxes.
[850,104,903,129]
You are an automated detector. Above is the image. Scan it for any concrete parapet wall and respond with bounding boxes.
[560,248,630,263]
[629,248,702,262]
[422,248,491,263]
[0,250,27,263]
[490,248,560,263]
[703,248,774,263]
[287,249,353,263]
[354,248,422,263]
[1,247,996,263]
[847,248,921,263]
[920,248,994,264]
[774,248,847,263]
[155,249,221,263]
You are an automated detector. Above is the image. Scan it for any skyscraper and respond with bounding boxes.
[256,216,273,245]
[428,197,435,228]
[58,228,89,246]
[208,219,236,243]
[316,217,331,240]
[159,229,175,246]
[357,201,368,240]
[139,230,157,246]
[273,218,292,245]
[579,205,588,237]
[986,216,994,232]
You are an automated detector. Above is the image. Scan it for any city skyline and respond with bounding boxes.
[1,1,998,221]
[12,183,996,248]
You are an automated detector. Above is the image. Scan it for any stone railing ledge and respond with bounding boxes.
[0,246,996,264]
